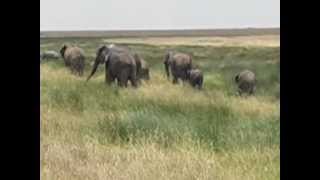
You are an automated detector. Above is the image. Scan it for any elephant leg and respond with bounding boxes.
[249,87,255,95]
[181,73,188,84]
[250,85,256,95]
[72,64,77,75]
[192,82,196,88]
[118,79,126,87]
[128,69,138,87]
[74,64,79,76]
[77,67,81,76]
[172,76,178,84]
[117,73,128,87]
[106,72,115,85]
[78,64,83,76]
[197,85,202,90]
[69,66,74,74]
[129,76,138,88]
[238,89,243,96]
[79,68,84,76]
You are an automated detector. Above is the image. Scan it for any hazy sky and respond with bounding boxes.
[40,0,280,31]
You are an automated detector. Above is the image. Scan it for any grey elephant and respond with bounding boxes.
[234,70,257,96]
[86,45,139,87]
[187,68,203,89]
[97,44,147,82]
[163,51,192,84]
[138,58,150,80]
[133,53,149,81]
[108,44,142,78]
[60,44,85,76]
[41,50,60,60]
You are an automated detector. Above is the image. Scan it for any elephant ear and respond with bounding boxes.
[189,53,192,62]
[104,53,111,66]
[186,69,191,79]
[235,74,240,83]
[133,53,142,67]
[97,45,107,55]
[60,44,68,58]
[164,51,172,64]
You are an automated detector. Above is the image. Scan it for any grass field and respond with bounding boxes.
[40,35,280,180]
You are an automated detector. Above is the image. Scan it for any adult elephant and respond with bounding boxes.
[163,51,192,84]
[109,44,143,78]
[86,45,139,87]
[96,44,142,75]
[60,44,85,76]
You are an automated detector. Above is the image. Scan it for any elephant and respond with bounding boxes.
[86,45,139,87]
[132,53,150,81]
[41,50,60,60]
[138,58,150,80]
[187,68,203,89]
[94,44,146,82]
[107,44,143,81]
[163,51,192,84]
[60,44,85,76]
[234,70,257,96]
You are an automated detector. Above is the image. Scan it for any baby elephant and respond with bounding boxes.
[234,70,256,96]
[136,56,150,81]
[187,69,203,89]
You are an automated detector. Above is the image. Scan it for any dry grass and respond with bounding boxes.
[42,139,278,180]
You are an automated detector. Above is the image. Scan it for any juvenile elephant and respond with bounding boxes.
[163,51,192,84]
[138,58,150,80]
[133,54,149,81]
[187,68,203,89]
[87,45,138,87]
[234,70,257,96]
[60,44,85,76]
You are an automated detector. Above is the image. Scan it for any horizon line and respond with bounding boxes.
[40,27,280,32]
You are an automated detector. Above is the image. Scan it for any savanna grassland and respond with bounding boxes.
[40,35,280,180]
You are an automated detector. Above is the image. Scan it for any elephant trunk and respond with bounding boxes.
[165,62,170,78]
[86,56,101,82]
[134,53,142,78]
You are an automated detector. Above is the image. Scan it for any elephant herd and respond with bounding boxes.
[40,43,257,96]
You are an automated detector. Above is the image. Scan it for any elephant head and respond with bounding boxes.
[163,51,173,78]
[86,45,111,82]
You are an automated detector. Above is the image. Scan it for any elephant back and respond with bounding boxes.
[237,70,256,84]
[108,52,136,68]
[172,53,192,66]
[64,47,85,60]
